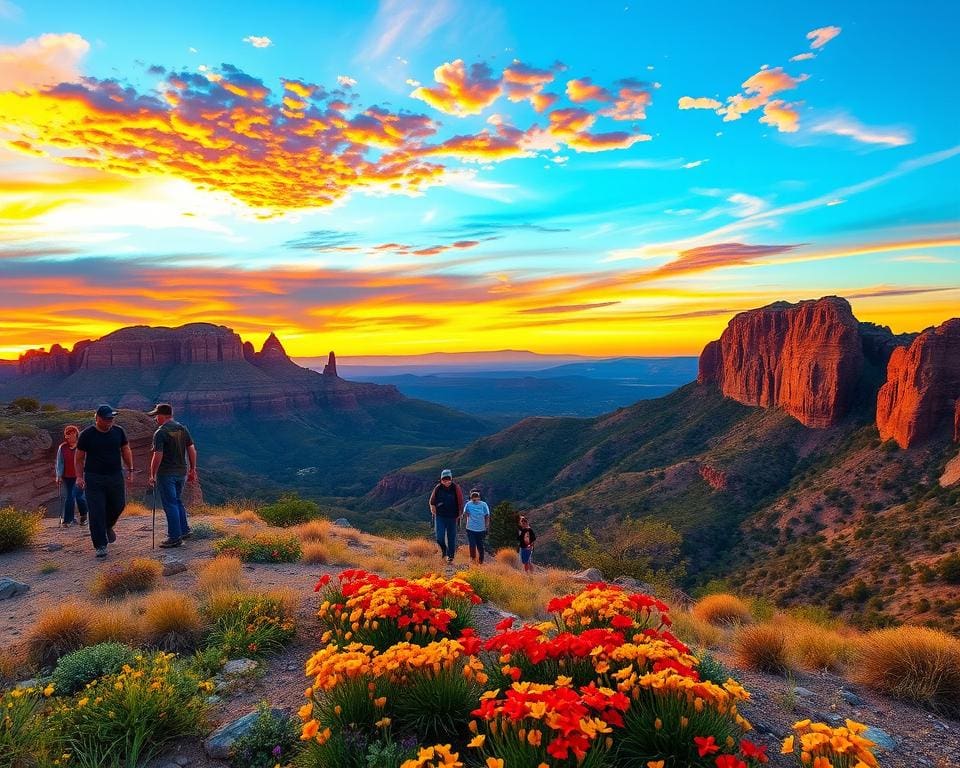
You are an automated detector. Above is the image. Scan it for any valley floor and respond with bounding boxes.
[1,515,957,768]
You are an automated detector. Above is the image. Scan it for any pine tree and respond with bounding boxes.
[488,501,519,553]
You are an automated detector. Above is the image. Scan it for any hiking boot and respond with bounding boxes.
[181,529,193,539]
[159,538,182,548]
[106,527,117,543]
[95,547,107,558]
[79,516,87,526]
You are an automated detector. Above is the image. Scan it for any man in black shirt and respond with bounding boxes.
[76,404,134,558]
[428,468,464,564]
[147,403,197,548]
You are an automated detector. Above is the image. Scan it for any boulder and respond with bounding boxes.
[697,297,864,428]
[204,708,287,759]
[572,567,604,583]
[333,517,352,528]
[161,556,188,576]
[222,658,258,676]
[0,578,29,600]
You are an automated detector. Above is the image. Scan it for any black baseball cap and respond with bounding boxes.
[95,404,117,419]
[147,403,173,416]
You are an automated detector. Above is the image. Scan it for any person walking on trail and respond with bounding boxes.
[429,468,463,564]
[55,425,88,527]
[75,404,134,558]
[462,488,490,564]
[518,515,537,573]
[147,403,197,549]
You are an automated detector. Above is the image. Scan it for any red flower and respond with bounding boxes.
[739,739,768,763]
[715,756,746,768]
[313,574,331,592]
[610,614,634,629]
[694,735,720,757]
[495,616,515,631]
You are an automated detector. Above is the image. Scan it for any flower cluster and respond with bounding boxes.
[548,583,671,634]
[400,743,463,768]
[781,719,878,768]
[315,570,480,649]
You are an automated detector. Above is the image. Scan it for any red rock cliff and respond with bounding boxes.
[698,297,864,428]
[876,318,960,448]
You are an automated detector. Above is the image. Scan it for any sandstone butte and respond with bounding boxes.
[697,296,864,429]
[876,318,960,448]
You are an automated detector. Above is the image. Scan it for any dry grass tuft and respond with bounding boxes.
[120,501,149,517]
[91,557,163,598]
[494,548,520,569]
[460,564,558,619]
[237,510,261,524]
[339,526,363,544]
[785,619,858,672]
[734,623,792,675]
[142,591,203,652]
[403,554,442,579]
[406,538,438,559]
[302,538,355,566]
[671,610,725,649]
[372,538,401,559]
[853,626,960,716]
[0,644,26,681]
[265,587,300,619]
[88,602,144,646]
[196,555,244,595]
[27,601,93,667]
[294,519,332,542]
[692,593,753,626]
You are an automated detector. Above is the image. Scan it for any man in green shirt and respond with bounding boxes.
[147,403,198,548]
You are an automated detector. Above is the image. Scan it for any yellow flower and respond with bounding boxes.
[486,759,504,768]
[782,735,795,754]
[43,684,55,697]
[375,717,391,728]
[467,735,485,748]
[301,719,319,740]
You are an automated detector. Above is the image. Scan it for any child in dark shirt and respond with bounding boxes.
[517,515,536,573]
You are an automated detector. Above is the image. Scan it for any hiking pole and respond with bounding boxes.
[151,485,157,550]
[57,480,63,526]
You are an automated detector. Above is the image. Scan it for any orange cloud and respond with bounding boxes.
[502,61,556,112]
[807,26,841,49]
[411,59,502,116]
[565,78,611,103]
[678,96,721,110]
[601,80,653,121]
[0,33,89,91]
[759,100,800,133]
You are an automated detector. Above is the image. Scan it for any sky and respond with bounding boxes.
[0,0,958,358]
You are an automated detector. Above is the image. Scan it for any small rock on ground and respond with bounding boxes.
[0,578,29,600]
[572,567,603,583]
[333,517,352,528]
[204,708,287,760]
[161,556,188,576]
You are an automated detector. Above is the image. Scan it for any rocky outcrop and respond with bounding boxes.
[876,318,960,448]
[367,472,434,505]
[323,351,338,377]
[698,297,864,428]
[0,411,155,514]
[859,322,916,372]
[251,333,292,367]
[699,464,729,491]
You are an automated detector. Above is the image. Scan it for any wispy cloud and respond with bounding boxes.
[242,35,273,48]
[809,114,913,148]
[357,0,455,62]
[0,0,22,20]
[807,26,841,49]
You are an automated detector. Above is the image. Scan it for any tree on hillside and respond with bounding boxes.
[488,501,519,552]
[558,518,686,585]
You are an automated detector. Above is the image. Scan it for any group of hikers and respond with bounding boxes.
[55,404,535,569]
[428,468,536,571]
[54,403,198,558]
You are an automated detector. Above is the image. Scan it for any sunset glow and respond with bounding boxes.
[1,1,957,358]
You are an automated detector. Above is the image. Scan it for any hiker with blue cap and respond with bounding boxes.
[428,468,463,565]
[75,404,134,558]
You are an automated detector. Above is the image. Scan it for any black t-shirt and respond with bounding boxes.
[432,483,460,518]
[77,424,128,475]
[152,420,194,476]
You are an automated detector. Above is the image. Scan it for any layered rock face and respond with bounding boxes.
[698,297,864,428]
[876,318,960,448]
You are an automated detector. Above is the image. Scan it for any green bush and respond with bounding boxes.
[214,533,302,563]
[51,642,135,694]
[205,593,296,658]
[10,397,40,413]
[230,702,300,768]
[187,521,221,540]
[258,493,319,527]
[488,500,519,552]
[0,506,41,553]
[939,552,960,585]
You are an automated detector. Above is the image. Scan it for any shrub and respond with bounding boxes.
[197,555,244,594]
[88,602,144,646]
[258,493,319,527]
[734,623,792,675]
[142,591,203,652]
[10,396,40,412]
[214,533,301,563]
[692,593,753,626]
[853,626,960,716]
[51,642,135,694]
[488,500,519,552]
[230,702,301,768]
[459,564,552,618]
[295,519,332,542]
[939,552,960,584]
[188,521,220,540]
[494,547,520,569]
[27,600,93,667]
[0,506,41,553]
[561,519,686,584]
[50,651,210,767]
[302,539,352,566]
[205,591,296,658]
[785,619,858,672]
[405,537,437,559]
[91,557,163,598]
[695,650,731,685]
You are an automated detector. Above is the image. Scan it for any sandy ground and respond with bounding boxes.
[1,516,957,768]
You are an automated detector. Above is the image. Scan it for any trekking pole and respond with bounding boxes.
[57,481,63,526]
[151,485,157,550]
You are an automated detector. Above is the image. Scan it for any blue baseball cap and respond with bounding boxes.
[95,404,117,419]
[440,469,453,479]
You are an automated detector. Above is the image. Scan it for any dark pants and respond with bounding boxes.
[466,529,486,563]
[84,472,125,549]
[61,476,87,524]
[435,515,458,560]
[157,474,189,539]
